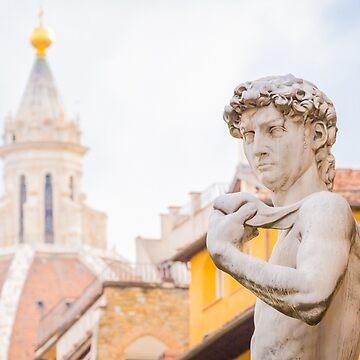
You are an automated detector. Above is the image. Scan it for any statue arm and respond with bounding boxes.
[208,194,355,325]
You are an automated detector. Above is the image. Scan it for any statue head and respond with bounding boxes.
[223,74,337,191]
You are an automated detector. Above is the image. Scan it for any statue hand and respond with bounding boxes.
[207,194,258,259]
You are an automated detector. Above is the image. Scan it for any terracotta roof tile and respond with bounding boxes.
[333,168,360,205]
[9,253,96,360]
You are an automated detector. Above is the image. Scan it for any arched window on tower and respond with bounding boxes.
[44,174,54,243]
[69,176,74,201]
[19,175,27,243]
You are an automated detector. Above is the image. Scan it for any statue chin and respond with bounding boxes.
[256,172,281,192]
[256,169,296,193]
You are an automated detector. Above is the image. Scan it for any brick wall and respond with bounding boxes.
[97,283,189,359]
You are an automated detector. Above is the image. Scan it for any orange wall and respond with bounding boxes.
[236,351,250,360]
[354,209,360,222]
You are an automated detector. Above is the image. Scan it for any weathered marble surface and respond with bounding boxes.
[207,75,360,360]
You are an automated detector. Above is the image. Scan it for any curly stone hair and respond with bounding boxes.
[223,74,338,190]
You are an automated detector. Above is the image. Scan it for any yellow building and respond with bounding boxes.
[171,166,360,360]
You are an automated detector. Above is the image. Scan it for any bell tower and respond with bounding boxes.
[0,12,106,248]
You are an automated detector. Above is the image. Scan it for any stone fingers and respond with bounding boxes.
[228,203,258,225]
[213,192,258,215]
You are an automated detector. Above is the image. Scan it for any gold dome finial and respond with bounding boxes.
[30,8,54,57]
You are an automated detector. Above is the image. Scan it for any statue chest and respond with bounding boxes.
[268,228,300,268]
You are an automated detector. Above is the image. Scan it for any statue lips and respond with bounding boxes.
[256,162,274,172]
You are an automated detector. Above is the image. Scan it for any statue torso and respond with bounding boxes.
[251,204,360,360]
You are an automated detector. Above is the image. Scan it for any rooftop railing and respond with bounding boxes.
[104,260,190,285]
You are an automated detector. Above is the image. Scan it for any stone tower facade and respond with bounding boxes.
[0,16,117,360]
[0,34,106,249]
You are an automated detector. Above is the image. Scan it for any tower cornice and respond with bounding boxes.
[0,142,88,158]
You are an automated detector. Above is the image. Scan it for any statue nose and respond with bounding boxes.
[253,134,269,157]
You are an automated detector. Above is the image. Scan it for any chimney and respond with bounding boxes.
[189,192,201,214]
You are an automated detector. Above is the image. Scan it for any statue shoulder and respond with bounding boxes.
[299,191,355,233]
[301,191,351,210]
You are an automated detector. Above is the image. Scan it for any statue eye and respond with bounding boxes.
[270,126,286,138]
[243,131,255,144]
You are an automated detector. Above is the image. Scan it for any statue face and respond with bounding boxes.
[240,103,315,192]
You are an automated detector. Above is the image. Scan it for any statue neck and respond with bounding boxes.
[272,162,328,207]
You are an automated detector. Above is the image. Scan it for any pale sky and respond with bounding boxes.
[0,0,359,260]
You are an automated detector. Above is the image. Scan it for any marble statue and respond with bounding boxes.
[207,74,360,359]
